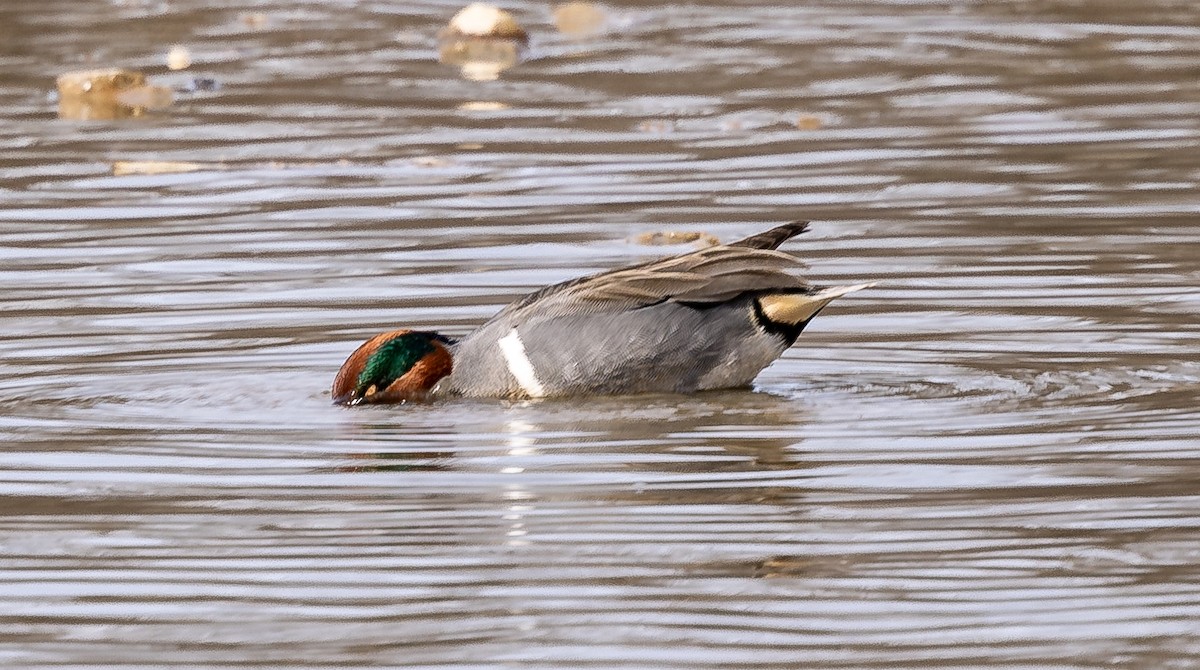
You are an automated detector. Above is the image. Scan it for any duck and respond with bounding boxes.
[332,220,873,405]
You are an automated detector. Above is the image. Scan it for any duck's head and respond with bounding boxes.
[331,330,454,406]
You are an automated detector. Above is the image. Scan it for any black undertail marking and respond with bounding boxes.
[751,295,810,346]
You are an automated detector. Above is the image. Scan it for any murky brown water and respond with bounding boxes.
[2,0,1199,667]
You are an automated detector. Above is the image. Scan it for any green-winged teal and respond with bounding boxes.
[332,221,873,404]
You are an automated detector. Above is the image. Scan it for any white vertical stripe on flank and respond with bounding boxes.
[498,328,545,398]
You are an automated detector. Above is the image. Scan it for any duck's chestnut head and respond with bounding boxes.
[331,330,454,406]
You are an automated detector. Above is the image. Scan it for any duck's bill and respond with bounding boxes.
[332,392,363,406]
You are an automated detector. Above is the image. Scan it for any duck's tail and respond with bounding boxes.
[755,282,877,343]
[731,220,810,250]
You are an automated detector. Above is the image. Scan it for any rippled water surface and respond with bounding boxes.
[3,0,1200,667]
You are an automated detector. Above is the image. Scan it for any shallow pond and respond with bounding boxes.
[2,0,1199,667]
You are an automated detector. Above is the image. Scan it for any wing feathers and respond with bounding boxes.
[497,221,819,319]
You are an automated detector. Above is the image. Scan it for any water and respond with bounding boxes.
[2,0,1199,667]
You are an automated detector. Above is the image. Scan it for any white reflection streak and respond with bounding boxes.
[503,419,537,546]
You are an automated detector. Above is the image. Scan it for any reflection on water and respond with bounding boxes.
[2,0,1200,667]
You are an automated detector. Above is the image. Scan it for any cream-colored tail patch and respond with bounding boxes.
[759,282,877,325]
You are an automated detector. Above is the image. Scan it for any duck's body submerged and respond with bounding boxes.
[332,221,872,404]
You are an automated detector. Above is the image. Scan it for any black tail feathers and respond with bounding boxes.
[730,220,810,250]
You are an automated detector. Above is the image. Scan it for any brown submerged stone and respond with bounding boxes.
[56,69,172,120]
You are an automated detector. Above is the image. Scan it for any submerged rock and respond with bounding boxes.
[166,45,192,71]
[633,230,720,248]
[56,69,173,120]
[176,77,221,94]
[553,2,608,37]
[438,4,528,81]
[56,69,146,98]
[444,3,527,40]
[111,160,206,176]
